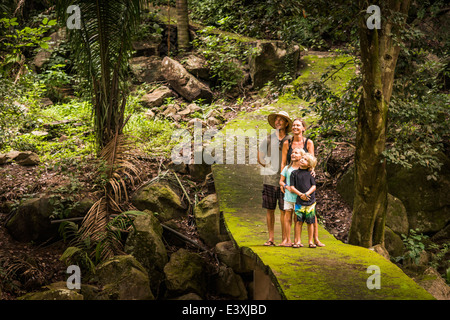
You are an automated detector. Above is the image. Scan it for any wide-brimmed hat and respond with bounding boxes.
[268,111,293,133]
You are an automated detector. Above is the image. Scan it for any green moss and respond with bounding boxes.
[212,69,435,299]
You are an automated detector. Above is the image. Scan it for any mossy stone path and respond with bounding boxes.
[211,53,434,300]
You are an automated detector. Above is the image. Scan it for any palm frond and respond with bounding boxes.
[55,0,144,148]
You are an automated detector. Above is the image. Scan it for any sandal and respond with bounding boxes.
[264,240,276,247]
[315,241,325,247]
[279,242,293,247]
[309,243,317,248]
[292,243,303,248]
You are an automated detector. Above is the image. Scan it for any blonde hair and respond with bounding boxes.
[302,153,317,171]
[288,148,305,168]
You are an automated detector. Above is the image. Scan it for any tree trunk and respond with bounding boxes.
[348,0,411,247]
[176,0,190,50]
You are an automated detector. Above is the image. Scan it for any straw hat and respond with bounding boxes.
[267,111,293,133]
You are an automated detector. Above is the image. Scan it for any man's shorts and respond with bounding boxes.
[262,184,285,211]
[295,202,316,224]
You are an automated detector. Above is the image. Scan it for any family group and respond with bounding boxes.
[257,111,325,249]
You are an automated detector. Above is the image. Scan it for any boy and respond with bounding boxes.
[287,153,318,248]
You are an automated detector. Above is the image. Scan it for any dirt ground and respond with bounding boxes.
[0,117,358,300]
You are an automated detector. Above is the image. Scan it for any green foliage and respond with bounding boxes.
[59,211,145,274]
[192,26,258,92]
[37,63,73,103]
[0,14,56,78]
[189,0,357,48]
[399,229,429,265]
[55,0,143,150]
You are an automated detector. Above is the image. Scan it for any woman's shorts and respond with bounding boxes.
[295,202,316,224]
[283,201,295,211]
[262,184,285,211]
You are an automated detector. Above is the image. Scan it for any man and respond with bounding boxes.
[257,111,292,246]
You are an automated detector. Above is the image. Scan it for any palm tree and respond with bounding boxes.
[176,0,190,50]
[55,0,143,150]
[55,0,144,262]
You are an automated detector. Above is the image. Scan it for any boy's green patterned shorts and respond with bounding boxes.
[295,202,316,224]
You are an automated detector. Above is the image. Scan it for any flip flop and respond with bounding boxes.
[292,243,303,248]
[279,243,293,247]
[264,240,276,247]
[315,241,325,247]
[309,243,317,248]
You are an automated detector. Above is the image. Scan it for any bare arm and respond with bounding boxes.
[280,140,289,173]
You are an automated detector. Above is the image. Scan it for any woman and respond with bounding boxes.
[280,118,325,247]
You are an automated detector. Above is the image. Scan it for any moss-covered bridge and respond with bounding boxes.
[211,53,434,300]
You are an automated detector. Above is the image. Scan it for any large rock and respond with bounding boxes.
[384,226,405,258]
[130,56,164,83]
[182,54,210,80]
[5,195,93,243]
[131,181,187,222]
[161,56,213,103]
[33,29,65,72]
[140,85,175,108]
[164,248,207,298]
[337,155,450,236]
[214,266,247,300]
[194,194,230,247]
[0,151,40,166]
[386,152,450,234]
[124,211,168,290]
[95,255,154,300]
[6,196,59,243]
[18,282,84,300]
[132,34,161,57]
[248,41,300,89]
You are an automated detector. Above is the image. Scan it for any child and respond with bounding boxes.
[288,153,319,248]
[279,148,305,247]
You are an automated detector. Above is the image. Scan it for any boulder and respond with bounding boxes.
[18,281,84,300]
[164,248,207,298]
[386,194,409,236]
[13,151,40,166]
[140,85,175,108]
[386,152,450,234]
[214,266,247,300]
[182,54,210,80]
[161,56,213,103]
[6,196,59,243]
[337,157,450,236]
[369,244,390,260]
[130,56,164,83]
[194,194,230,247]
[215,241,242,272]
[131,181,187,222]
[248,41,300,89]
[5,195,92,243]
[95,255,154,300]
[124,211,168,290]
[32,29,65,72]
[0,153,7,165]
[132,34,161,57]
[416,267,450,300]
[384,226,405,258]
[1,151,39,166]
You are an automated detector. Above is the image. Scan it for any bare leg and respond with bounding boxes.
[293,219,303,247]
[264,209,275,245]
[313,216,325,247]
[308,223,315,247]
[280,209,292,246]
